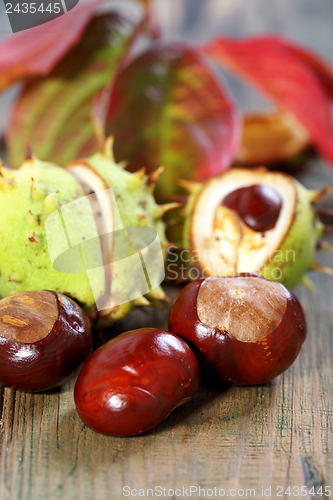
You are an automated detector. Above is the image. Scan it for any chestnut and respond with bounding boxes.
[0,290,92,392]
[74,328,200,436]
[223,184,282,232]
[169,274,306,385]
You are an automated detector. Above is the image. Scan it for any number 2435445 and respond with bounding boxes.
[276,486,331,496]
[5,3,62,14]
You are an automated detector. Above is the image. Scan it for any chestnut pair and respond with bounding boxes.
[75,273,306,436]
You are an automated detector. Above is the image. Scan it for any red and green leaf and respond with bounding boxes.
[105,43,241,198]
[203,36,333,166]
[6,12,141,167]
[0,0,102,93]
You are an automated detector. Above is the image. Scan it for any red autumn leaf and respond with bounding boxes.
[0,0,103,93]
[203,36,333,166]
[277,41,333,101]
[106,43,241,198]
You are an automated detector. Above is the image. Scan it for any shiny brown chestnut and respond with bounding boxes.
[74,328,200,436]
[0,290,92,392]
[223,184,282,232]
[169,274,306,385]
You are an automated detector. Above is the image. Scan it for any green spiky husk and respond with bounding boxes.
[76,147,168,324]
[0,159,98,308]
[85,150,166,249]
[0,147,167,326]
[260,182,323,290]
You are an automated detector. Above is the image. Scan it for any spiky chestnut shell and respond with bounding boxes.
[64,140,173,325]
[0,158,99,307]
[182,167,327,290]
[0,142,170,326]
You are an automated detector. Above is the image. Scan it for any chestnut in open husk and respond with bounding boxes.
[74,328,200,436]
[182,167,333,291]
[169,274,306,386]
[0,290,92,392]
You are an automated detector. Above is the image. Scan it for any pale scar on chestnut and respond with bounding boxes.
[0,290,58,343]
[196,277,287,343]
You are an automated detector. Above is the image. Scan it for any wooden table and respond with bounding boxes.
[0,158,332,500]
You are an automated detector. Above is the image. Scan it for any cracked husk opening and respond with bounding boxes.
[64,162,115,314]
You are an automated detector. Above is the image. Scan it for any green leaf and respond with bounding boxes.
[6,12,139,167]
